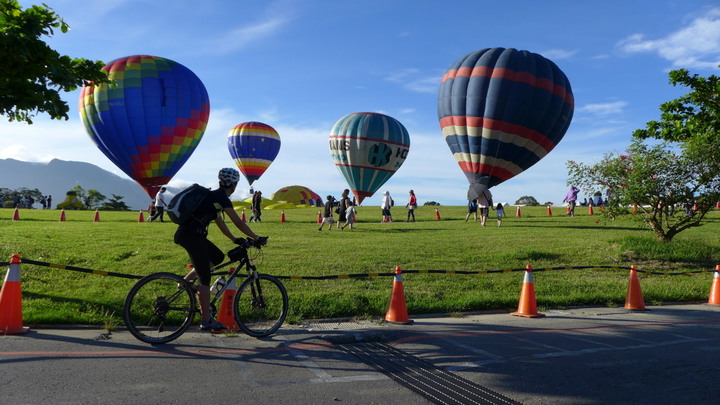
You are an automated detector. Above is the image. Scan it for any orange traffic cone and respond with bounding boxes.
[93,209,100,222]
[385,267,412,324]
[137,210,145,222]
[280,210,286,223]
[511,265,545,318]
[434,208,440,220]
[708,265,720,306]
[546,205,552,216]
[213,268,240,333]
[0,254,30,335]
[241,209,246,222]
[317,210,322,223]
[624,265,646,310]
[60,208,66,222]
[12,207,20,221]
[588,205,594,215]
[716,201,720,209]
[515,206,521,217]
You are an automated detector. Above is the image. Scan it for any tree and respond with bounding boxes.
[514,196,539,206]
[567,68,720,242]
[100,194,130,211]
[0,1,110,123]
[86,189,107,209]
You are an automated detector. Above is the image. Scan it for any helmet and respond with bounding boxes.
[218,168,240,187]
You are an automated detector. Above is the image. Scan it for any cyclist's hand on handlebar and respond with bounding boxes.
[253,236,268,247]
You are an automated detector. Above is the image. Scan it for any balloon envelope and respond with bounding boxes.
[438,47,574,193]
[227,122,281,186]
[79,55,209,199]
[329,112,410,204]
[270,185,322,207]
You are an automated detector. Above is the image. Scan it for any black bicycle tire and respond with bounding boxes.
[233,274,288,337]
[123,272,197,344]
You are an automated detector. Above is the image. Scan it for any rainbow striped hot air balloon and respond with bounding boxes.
[438,47,574,199]
[227,122,281,186]
[79,55,210,199]
[329,112,410,204]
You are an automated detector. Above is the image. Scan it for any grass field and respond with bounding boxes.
[1,204,719,327]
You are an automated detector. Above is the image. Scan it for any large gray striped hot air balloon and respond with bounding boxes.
[438,47,574,200]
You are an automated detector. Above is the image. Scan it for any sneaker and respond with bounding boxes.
[200,319,227,332]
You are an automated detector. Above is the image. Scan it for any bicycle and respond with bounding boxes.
[123,237,288,344]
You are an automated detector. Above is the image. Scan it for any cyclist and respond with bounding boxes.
[175,168,264,331]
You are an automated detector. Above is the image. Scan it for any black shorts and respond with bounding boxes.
[174,229,224,286]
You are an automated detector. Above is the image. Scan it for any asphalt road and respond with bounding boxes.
[1,304,719,404]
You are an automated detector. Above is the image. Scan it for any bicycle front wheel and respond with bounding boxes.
[233,274,288,337]
[123,272,197,344]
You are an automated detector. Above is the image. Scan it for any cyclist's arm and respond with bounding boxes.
[221,206,259,240]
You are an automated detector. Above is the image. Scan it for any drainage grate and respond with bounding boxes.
[337,342,521,405]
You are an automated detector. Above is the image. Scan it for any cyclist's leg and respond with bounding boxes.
[175,230,224,324]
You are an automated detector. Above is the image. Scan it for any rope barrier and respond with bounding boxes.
[1,257,716,281]
[17,258,142,280]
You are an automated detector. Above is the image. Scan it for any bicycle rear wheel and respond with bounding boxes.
[233,274,288,337]
[123,272,197,344]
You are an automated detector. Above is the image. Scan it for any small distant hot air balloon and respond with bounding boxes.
[79,55,210,199]
[227,122,281,186]
[329,112,410,204]
[437,47,574,200]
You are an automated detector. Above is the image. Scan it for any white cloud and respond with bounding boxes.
[577,101,628,116]
[539,49,577,60]
[385,69,442,94]
[617,7,720,69]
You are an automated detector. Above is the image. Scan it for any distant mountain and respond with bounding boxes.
[0,158,153,210]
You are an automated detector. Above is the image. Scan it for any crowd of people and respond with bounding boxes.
[2,194,52,209]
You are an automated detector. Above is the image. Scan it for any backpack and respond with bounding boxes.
[167,184,211,225]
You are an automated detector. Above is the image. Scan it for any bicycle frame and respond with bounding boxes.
[206,245,263,314]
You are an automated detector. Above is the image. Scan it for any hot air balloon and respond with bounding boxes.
[79,55,210,199]
[270,185,322,207]
[329,112,410,204]
[437,47,574,200]
[227,122,281,186]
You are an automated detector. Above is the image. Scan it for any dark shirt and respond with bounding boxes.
[178,188,232,235]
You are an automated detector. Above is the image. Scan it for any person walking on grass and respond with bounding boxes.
[496,203,505,227]
[477,188,493,227]
[465,198,478,222]
[176,168,265,332]
[319,195,336,231]
[381,191,394,223]
[149,186,167,222]
[406,190,417,222]
[341,200,357,230]
[563,186,580,217]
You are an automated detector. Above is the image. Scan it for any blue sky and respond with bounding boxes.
[2,0,720,206]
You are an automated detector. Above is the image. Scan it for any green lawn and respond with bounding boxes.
[1,205,719,326]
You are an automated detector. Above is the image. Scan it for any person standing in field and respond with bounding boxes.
[406,190,417,222]
[249,191,263,222]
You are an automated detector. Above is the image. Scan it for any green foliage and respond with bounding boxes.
[0,0,110,123]
[99,194,130,211]
[514,196,539,206]
[1,206,718,326]
[567,68,720,242]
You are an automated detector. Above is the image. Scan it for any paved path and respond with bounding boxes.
[2,304,719,404]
